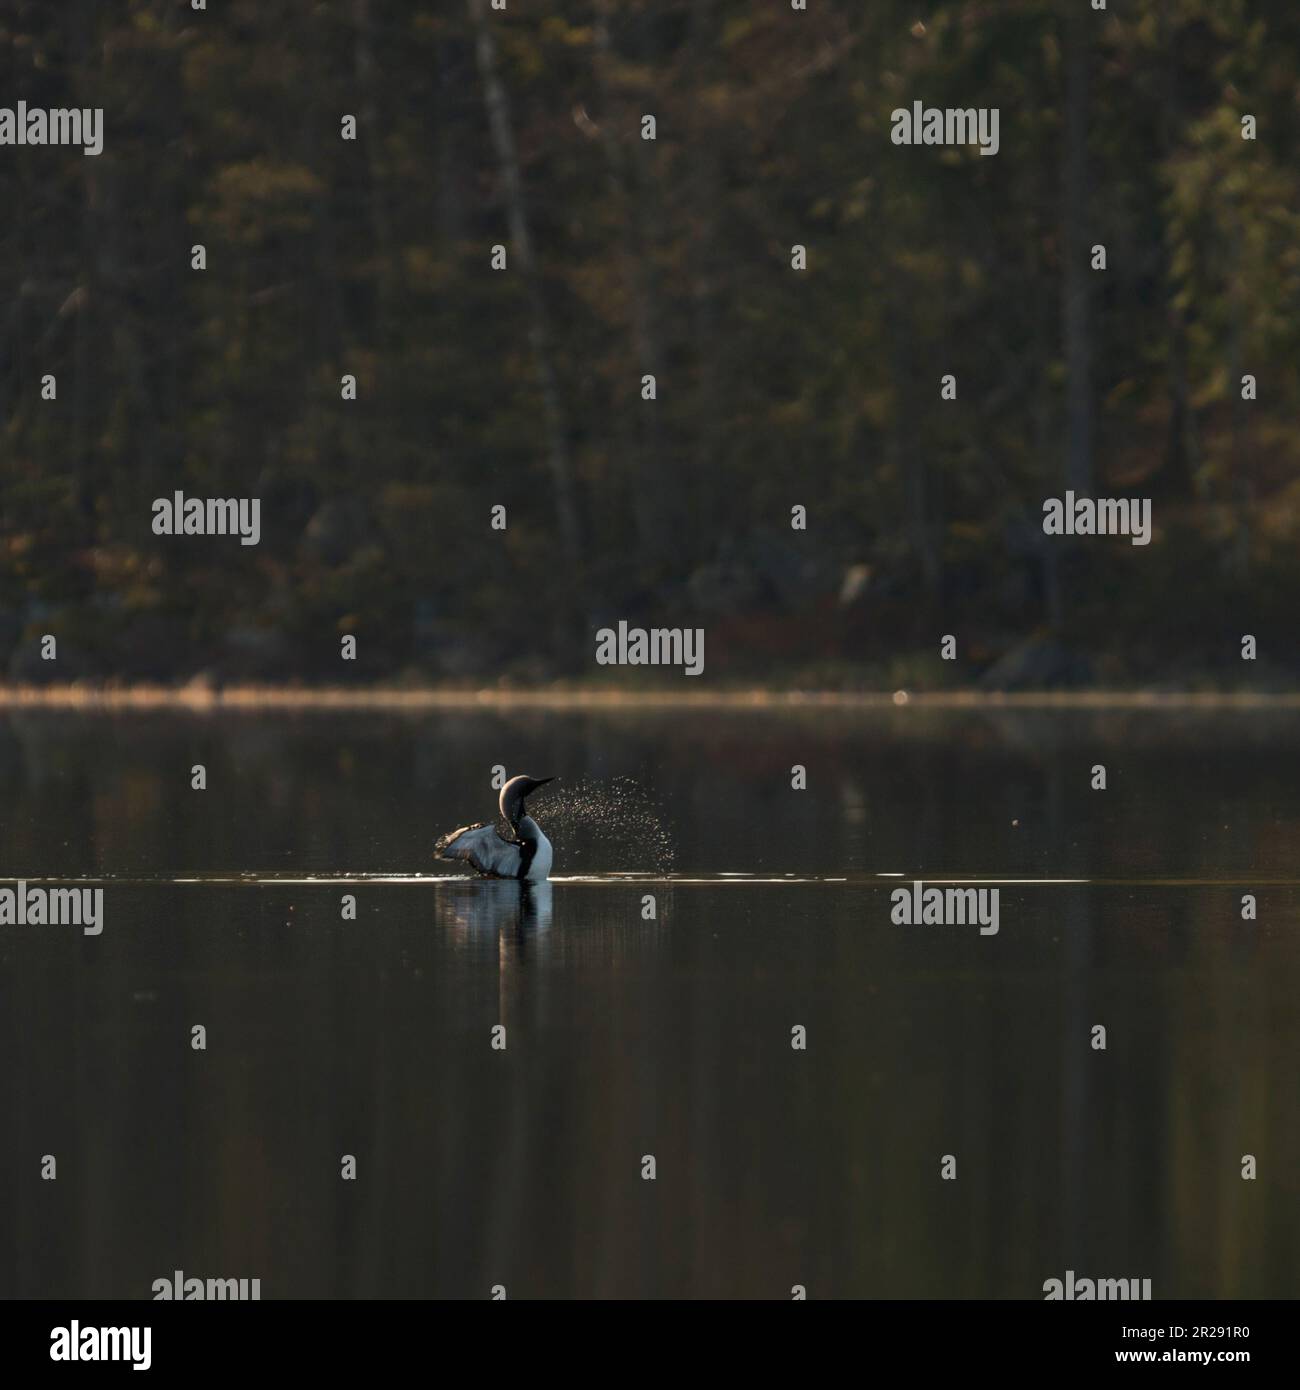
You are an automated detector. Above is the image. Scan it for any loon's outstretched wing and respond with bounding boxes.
[434,822,523,878]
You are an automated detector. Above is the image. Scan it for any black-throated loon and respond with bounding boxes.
[435,775,555,881]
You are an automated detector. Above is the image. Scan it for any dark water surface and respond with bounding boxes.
[1,707,1297,1298]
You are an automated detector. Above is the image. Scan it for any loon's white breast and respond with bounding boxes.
[516,815,553,882]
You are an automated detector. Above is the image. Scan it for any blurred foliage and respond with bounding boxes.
[1,0,1298,686]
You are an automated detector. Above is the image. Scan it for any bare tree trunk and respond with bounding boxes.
[1227,207,1250,581]
[1061,1,1093,498]
[686,0,722,523]
[468,0,582,573]
[304,14,349,361]
[353,0,399,348]
[1164,304,1195,491]
[1028,225,1064,627]
[1157,0,1197,501]
[885,289,940,595]
[74,0,156,497]
[434,37,466,245]
[592,0,666,570]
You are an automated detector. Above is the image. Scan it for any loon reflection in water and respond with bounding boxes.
[445,879,553,939]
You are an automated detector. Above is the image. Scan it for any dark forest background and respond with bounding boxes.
[2,0,1299,689]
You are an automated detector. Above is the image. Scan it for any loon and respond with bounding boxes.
[435,775,555,881]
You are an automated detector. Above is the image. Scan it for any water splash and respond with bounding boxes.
[531,775,676,873]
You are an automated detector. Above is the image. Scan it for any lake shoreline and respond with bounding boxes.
[0,683,1297,711]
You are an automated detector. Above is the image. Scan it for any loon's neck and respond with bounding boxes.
[516,813,547,845]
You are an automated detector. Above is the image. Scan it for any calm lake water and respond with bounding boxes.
[0,706,1297,1299]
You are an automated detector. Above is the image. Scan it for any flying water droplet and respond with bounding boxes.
[534,776,676,874]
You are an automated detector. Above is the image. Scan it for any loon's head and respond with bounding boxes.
[500,774,555,830]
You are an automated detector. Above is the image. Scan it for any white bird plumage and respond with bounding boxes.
[435,774,555,881]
